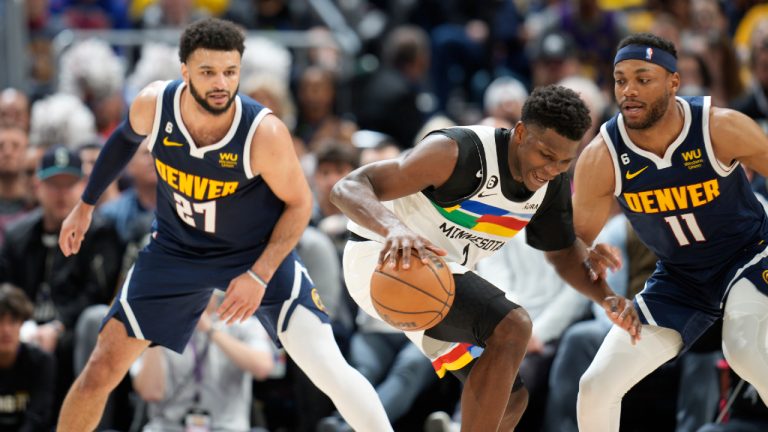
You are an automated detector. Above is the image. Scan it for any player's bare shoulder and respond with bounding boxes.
[129,80,168,135]
[575,133,615,196]
[248,113,294,171]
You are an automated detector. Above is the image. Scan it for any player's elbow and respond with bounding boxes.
[329,178,347,210]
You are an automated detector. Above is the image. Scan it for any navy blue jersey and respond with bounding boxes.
[147,80,284,257]
[602,96,768,281]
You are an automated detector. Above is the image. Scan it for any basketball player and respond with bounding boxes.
[56,18,391,431]
[573,33,768,431]
[331,85,642,431]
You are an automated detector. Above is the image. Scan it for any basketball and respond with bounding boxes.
[371,252,455,331]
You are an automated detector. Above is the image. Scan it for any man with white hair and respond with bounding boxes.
[483,76,529,125]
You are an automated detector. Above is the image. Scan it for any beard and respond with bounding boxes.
[189,80,238,116]
[623,91,670,130]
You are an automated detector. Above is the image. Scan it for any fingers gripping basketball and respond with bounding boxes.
[371,253,455,331]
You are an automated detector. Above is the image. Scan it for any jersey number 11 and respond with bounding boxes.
[663,213,706,246]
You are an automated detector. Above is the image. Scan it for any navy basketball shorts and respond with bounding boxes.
[634,241,768,352]
[103,244,330,353]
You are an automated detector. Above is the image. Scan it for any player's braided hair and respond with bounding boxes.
[521,85,591,141]
[179,18,245,63]
[617,33,678,58]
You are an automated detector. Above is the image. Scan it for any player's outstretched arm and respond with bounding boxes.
[58,81,162,257]
[330,134,456,269]
[709,107,768,176]
[561,135,642,343]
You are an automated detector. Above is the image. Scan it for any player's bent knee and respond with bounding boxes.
[578,367,600,402]
[490,308,532,346]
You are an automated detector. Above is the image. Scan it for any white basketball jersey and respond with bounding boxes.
[348,125,549,270]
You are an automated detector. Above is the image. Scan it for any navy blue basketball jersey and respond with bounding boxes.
[602,96,768,280]
[146,80,284,257]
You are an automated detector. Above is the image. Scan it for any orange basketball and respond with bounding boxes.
[371,252,455,331]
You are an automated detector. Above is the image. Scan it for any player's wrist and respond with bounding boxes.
[246,269,268,287]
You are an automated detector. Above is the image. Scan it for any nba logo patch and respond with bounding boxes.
[646,47,653,60]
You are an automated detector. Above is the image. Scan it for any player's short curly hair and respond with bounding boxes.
[617,33,677,58]
[521,85,591,141]
[179,18,245,63]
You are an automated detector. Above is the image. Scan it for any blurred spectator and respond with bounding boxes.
[131,0,228,20]
[241,36,293,88]
[732,31,768,132]
[311,142,359,227]
[311,143,360,254]
[25,0,66,99]
[0,283,56,432]
[697,367,768,432]
[20,147,43,210]
[125,43,183,101]
[131,292,276,432]
[58,39,127,138]
[353,25,432,150]
[28,93,97,150]
[242,73,296,130]
[677,51,714,97]
[134,0,209,29]
[482,76,528,126]
[557,75,609,156]
[0,89,30,132]
[98,142,156,245]
[425,0,526,114]
[49,0,132,29]
[294,66,357,152]
[0,126,33,246]
[533,0,627,89]
[77,143,121,206]
[688,0,742,105]
[352,130,401,166]
[0,146,123,411]
[224,0,313,30]
[529,30,582,88]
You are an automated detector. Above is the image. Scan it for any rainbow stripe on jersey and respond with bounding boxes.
[432,343,484,378]
[432,200,532,238]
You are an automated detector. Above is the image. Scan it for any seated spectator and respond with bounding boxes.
[0,146,123,411]
[28,93,97,150]
[482,76,528,126]
[351,130,401,166]
[0,88,30,132]
[131,292,276,432]
[0,125,34,246]
[77,142,121,206]
[294,66,357,152]
[311,143,360,251]
[98,141,157,245]
[698,365,768,432]
[0,283,55,432]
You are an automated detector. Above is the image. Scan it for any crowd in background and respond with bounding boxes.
[1,0,768,431]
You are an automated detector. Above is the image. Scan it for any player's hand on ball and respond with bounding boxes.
[218,273,266,324]
[379,224,447,270]
[601,295,642,344]
[585,243,622,281]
